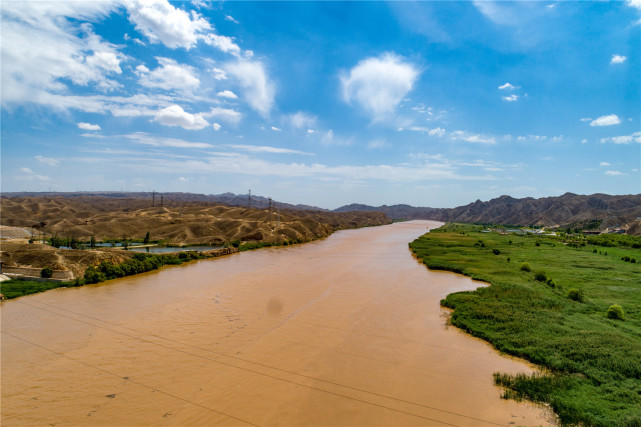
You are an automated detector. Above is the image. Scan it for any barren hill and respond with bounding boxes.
[336,193,641,234]
[0,195,390,245]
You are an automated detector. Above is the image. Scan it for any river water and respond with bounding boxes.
[1,221,554,426]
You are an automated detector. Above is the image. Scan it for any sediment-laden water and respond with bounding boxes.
[1,221,553,426]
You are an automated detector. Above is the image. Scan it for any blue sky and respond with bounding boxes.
[2,0,639,209]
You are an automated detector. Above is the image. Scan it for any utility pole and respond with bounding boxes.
[248,189,252,209]
[160,194,164,207]
[268,197,273,222]
[152,190,156,207]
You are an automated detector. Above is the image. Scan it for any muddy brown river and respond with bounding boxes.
[2,221,554,426]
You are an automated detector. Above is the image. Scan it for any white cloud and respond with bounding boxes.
[627,0,641,9]
[211,68,228,80]
[498,82,519,90]
[590,114,621,127]
[225,15,239,24]
[217,90,238,99]
[288,112,318,130]
[367,139,386,149]
[605,170,626,176]
[271,126,282,131]
[600,132,641,144]
[35,155,59,166]
[611,54,627,64]
[125,132,212,148]
[202,33,242,57]
[225,60,275,117]
[177,176,191,182]
[77,122,101,131]
[2,2,125,107]
[154,105,209,130]
[600,162,610,166]
[580,118,592,122]
[227,144,314,156]
[203,107,242,124]
[502,94,519,102]
[408,126,446,137]
[19,167,51,181]
[138,57,200,92]
[212,123,221,131]
[124,0,211,49]
[451,131,496,144]
[341,53,420,121]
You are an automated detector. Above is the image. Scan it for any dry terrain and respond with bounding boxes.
[0,195,390,278]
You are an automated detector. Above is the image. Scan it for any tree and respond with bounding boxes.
[143,231,150,245]
[90,235,96,248]
[40,267,53,278]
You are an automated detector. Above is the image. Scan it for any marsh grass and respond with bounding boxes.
[409,223,641,426]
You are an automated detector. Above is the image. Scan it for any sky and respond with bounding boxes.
[1,0,640,209]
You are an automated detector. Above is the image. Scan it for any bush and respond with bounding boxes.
[40,267,53,278]
[84,266,106,284]
[607,304,625,320]
[492,248,501,255]
[631,258,637,264]
[534,271,547,282]
[520,262,531,272]
[622,256,631,262]
[567,288,584,302]
[546,279,556,288]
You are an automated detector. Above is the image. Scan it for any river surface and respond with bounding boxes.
[1,221,554,426]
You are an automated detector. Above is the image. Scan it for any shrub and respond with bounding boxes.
[607,304,625,320]
[520,262,531,272]
[84,266,106,284]
[40,267,53,278]
[492,249,501,255]
[535,241,541,247]
[631,258,637,264]
[621,256,631,262]
[507,257,511,262]
[593,249,597,254]
[546,279,556,288]
[567,288,584,302]
[534,271,547,282]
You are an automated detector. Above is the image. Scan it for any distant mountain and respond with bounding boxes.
[335,193,641,234]
[4,191,327,212]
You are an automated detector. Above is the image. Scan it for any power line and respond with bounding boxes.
[15,299,505,426]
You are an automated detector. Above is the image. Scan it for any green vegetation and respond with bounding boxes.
[0,279,68,299]
[409,223,641,426]
[607,304,625,321]
[0,252,212,299]
[40,267,53,278]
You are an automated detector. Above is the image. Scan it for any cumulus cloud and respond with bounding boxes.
[19,167,51,181]
[627,0,641,9]
[451,130,496,144]
[138,57,200,92]
[77,122,101,131]
[211,68,228,80]
[124,0,211,49]
[225,60,275,117]
[611,54,627,64]
[600,132,641,144]
[408,126,446,137]
[502,94,519,102]
[341,53,420,121]
[600,162,610,166]
[590,114,621,126]
[202,33,242,57]
[154,105,209,130]
[271,126,281,131]
[217,90,238,99]
[498,82,519,90]
[212,123,221,131]
[605,170,626,176]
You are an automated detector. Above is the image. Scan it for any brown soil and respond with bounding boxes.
[0,196,391,277]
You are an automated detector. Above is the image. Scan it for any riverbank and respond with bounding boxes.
[409,223,641,426]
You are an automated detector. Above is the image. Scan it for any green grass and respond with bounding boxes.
[0,279,72,299]
[409,223,641,426]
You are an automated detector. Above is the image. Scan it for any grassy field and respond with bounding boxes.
[409,223,641,426]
